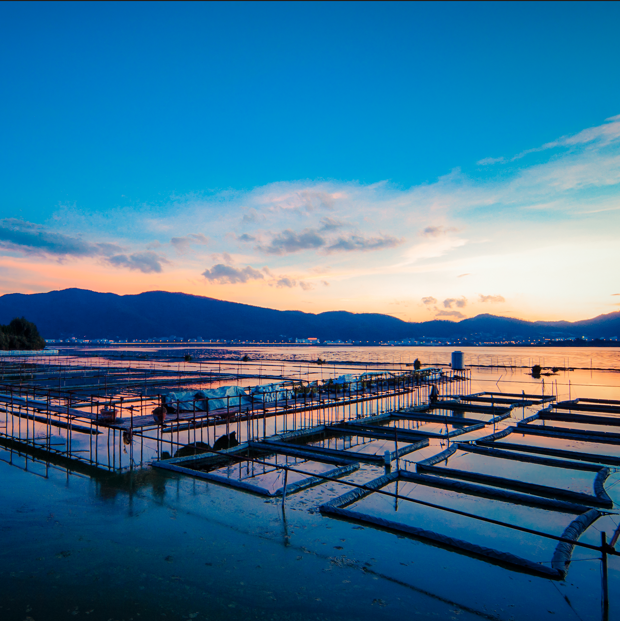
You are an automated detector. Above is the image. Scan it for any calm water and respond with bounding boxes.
[1,346,620,620]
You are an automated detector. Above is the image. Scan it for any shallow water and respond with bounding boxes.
[347,480,577,565]
[2,347,620,620]
[499,432,620,460]
[528,418,620,435]
[207,454,341,495]
[432,450,598,497]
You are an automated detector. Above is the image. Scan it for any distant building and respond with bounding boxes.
[295,337,320,344]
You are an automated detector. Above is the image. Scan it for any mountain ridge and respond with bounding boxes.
[1,288,619,341]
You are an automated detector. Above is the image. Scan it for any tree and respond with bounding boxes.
[0,317,46,351]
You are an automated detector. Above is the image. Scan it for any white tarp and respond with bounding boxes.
[333,374,356,385]
[250,382,297,404]
[164,386,252,412]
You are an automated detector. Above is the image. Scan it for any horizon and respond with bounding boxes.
[1,3,620,323]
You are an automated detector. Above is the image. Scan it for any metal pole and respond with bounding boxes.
[281,468,288,507]
[602,532,609,621]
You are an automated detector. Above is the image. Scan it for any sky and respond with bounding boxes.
[1,1,619,323]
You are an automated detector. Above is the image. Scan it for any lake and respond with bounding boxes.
[1,346,619,621]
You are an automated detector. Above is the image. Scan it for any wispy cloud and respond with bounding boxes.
[202,263,264,284]
[319,217,345,232]
[325,233,403,253]
[259,229,326,255]
[435,309,465,320]
[421,296,437,305]
[276,277,296,288]
[0,219,169,274]
[171,234,208,254]
[443,297,467,309]
[478,114,620,165]
[421,226,459,238]
[0,218,121,258]
[257,226,402,256]
[479,294,505,303]
[107,252,168,273]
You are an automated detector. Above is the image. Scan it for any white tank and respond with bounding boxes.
[451,350,464,370]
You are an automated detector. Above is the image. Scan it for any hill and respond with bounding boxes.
[0,288,619,342]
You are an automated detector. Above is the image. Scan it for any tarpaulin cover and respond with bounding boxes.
[250,382,297,404]
[334,374,356,385]
[165,386,252,412]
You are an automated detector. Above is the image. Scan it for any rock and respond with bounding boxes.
[174,441,212,458]
[213,431,239,451]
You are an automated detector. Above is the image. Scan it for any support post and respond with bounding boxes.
[602,532,609,621]
[281,468,288,507]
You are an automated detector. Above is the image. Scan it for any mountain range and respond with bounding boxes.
[0,288,619,342]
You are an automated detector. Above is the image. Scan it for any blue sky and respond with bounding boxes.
[1,2,619,321]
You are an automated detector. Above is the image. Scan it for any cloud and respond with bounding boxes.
[260,189,339,214]
[209,252,234,264]
[258,224,402,256]
[443,297,467,309]
[237,233,256,242]
[170,238,191,253]
[319,217,345,232]
[0,218,122,258]
[202,263,265,284]
[273,276,315,290]
[477,156,506,166]
[107,252,168,273]
[479,294,506,303]
[477,114,620,165]
[0,218,170,274]
[276,277,296,288]
[321,280,330,287]
[458,273,470,278]
[421,296,437,305]
[242,209,263,224]
[170,234,209,254]
[612,293,620,296]
[435,310,465,320]
[259,229,326,255]
[421,226,459,238]
[325,234,402,253]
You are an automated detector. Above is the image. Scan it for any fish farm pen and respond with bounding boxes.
[2,350,620,619]
[0,354,469,471]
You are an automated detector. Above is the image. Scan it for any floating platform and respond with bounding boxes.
[416,442,613,508]
[320,470,601,579]
[337,410,488,438]
[153,442,360,496]
[259,424,429,465]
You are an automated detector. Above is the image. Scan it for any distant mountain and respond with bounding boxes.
[0,288,619,342]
